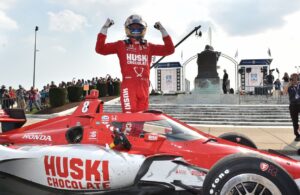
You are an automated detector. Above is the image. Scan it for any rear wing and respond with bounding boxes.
[0,109,26,132]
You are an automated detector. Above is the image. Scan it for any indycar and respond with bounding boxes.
[0,90,300,195]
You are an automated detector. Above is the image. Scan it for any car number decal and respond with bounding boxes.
[82,101,90,113]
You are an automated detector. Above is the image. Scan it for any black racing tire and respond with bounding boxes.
[203,153,300,195]
[218,132,257,149]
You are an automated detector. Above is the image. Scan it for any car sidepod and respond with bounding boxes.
[135,155,208,192]
[0,145,146,191]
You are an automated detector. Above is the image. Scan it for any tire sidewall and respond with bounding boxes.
[219,132,257,149]
[203,154,299,195]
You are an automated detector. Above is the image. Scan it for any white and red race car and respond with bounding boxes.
[0,90,300,195]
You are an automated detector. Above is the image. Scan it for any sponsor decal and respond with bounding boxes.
[124,122,132,134]
[81,101,90,113]
[259,162,278,177]
[111,115,117,121]
[209,169,230,195]
[148,134,158,141]
[235,137,241,142]
[176,169,187,175]
[175,169,206,176]
[267,165,278,177]
[122,88,131,112]
[133,67,144,77]
[101,115,109,121]
[260,162,269,172]
[44,156,110,190]
[191,170,206,176]
[126,53,148,65]
[125,44,135,51]
[23,133,52,141]
[89,131,97,139]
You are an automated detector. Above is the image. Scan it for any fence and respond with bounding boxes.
[238,85,288,104]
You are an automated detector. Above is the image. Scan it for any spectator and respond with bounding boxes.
[273,78,281,98]
[8,86,16,108]
[284,73,300,141]
[107,74,114,96]
[2,88,10,109]
[16,85,27,110]
[50,81,57,88]
[282,72,290,83]
[40,86,47,108]
[35,89,42,109]
[0,85,6,108]
[28,87,41,112]
[222,69,228,94]
[282,72,290,95]
[265,70,274,95]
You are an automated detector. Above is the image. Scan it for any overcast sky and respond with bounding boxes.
[1,0,300,90]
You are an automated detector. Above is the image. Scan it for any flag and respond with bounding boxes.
[234,49,238,59]
[268,48,271,57]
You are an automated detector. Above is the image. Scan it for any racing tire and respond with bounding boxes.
[202,153,300,195]
[218,132,257,149]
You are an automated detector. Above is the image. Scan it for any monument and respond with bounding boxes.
[194,45,221,94]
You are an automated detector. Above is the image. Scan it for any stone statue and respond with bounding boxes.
[196,45,220,79]
[194,45,221,94]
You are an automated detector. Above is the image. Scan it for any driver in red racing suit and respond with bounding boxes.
[95,15,174,113]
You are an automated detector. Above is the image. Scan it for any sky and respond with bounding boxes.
[1,0,300,90]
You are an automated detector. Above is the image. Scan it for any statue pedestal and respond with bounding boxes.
[194,77,221,94]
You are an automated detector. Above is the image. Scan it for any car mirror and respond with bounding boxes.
[144,133,166,142]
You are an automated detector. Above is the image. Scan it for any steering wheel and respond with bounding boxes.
[111,130,132,150]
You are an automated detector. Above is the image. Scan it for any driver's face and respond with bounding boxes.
[129,23,144,29]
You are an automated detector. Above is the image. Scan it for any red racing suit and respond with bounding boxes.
[95,33,174,113]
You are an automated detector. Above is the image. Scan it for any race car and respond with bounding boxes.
[0,89,300,195]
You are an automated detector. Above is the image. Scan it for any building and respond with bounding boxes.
[155,62,187,94]
[238,59,272,94]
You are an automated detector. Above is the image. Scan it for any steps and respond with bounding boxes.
[103,104,292,126]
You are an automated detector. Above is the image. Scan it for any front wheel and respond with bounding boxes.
[202,153,299,195]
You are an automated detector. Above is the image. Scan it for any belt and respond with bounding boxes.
[123,76,148,81]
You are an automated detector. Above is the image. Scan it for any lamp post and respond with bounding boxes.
[33,26,39,88]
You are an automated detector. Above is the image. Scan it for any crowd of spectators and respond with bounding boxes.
[0,74,120,112]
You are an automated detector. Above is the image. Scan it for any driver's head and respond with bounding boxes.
[125,14,147,40]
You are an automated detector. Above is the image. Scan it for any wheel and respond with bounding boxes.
[218,132,257,149]
[203,153,300,195]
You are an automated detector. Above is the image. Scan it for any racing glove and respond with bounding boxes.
[100,18,114,35]
[154,22,169,37]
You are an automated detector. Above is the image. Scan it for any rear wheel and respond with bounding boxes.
[203,153,299,195]
[218,132,257,149]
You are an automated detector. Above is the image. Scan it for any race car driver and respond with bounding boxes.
[95,15,174,113]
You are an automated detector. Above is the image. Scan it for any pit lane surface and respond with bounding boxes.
[0,172,194,195]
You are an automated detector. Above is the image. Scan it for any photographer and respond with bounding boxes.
[284,73,300,141]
